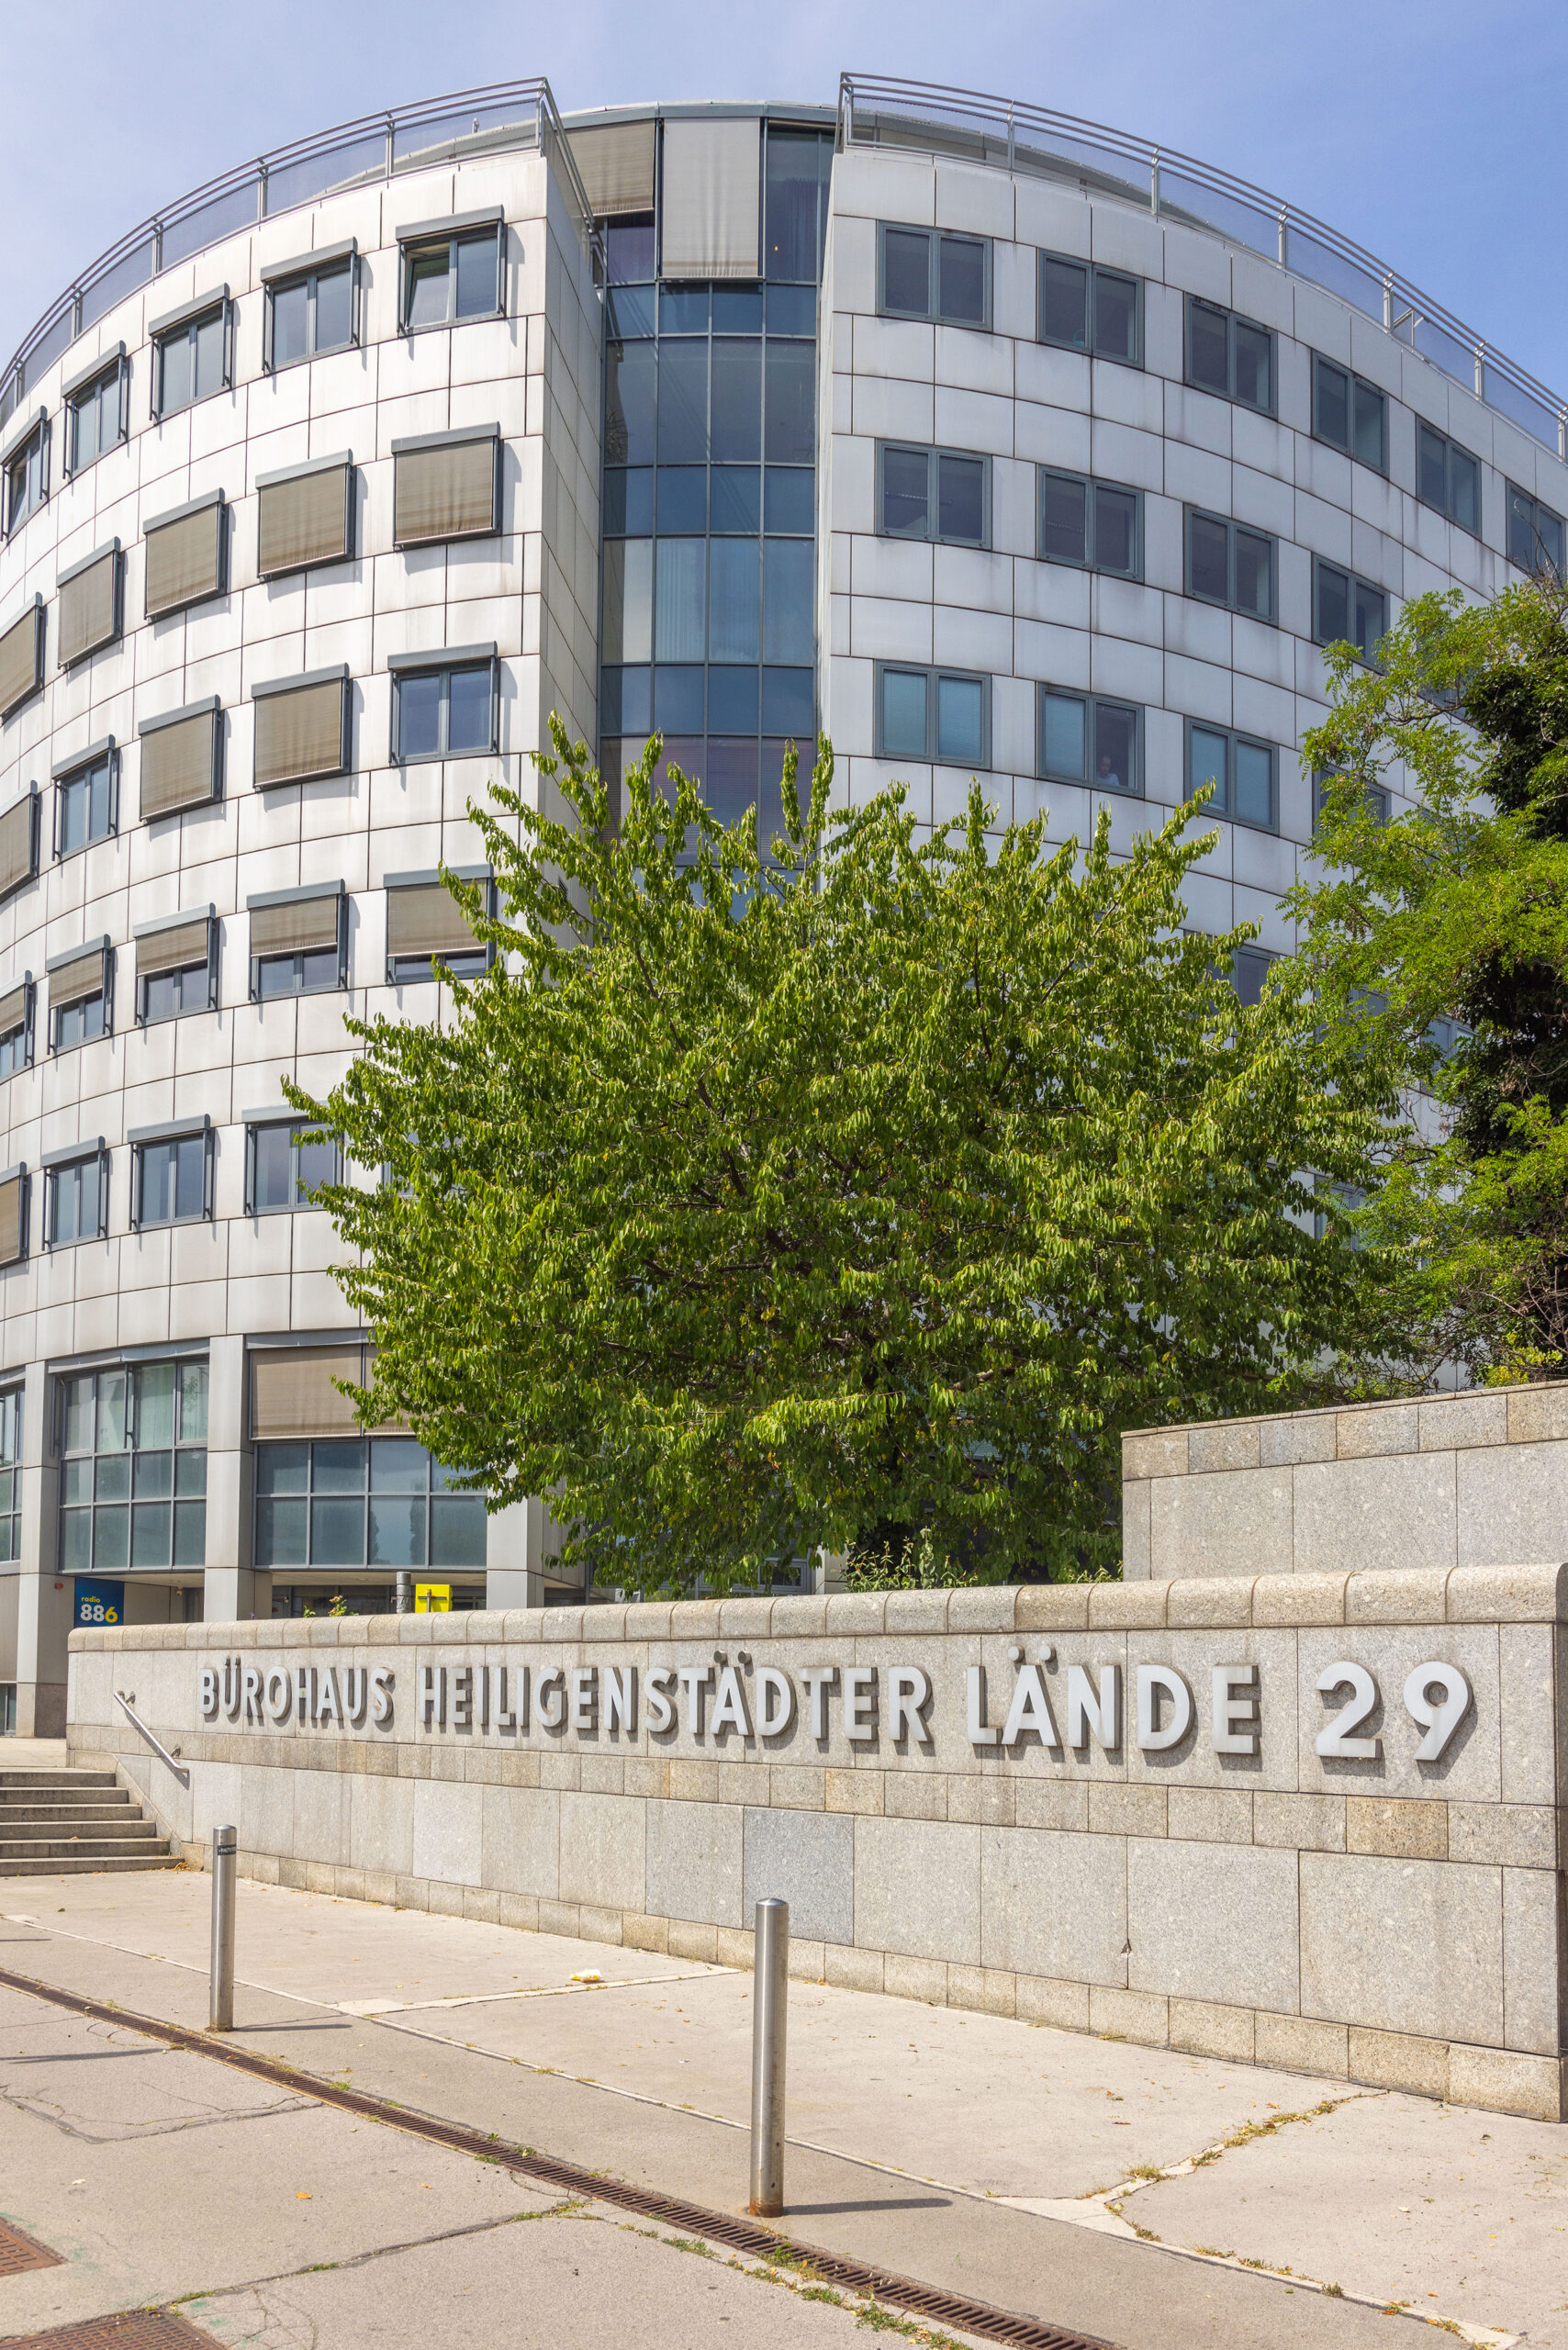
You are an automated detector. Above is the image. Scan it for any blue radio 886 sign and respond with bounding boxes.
[74,1578,125,1628]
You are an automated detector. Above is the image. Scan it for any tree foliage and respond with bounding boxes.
[1288,574,1568,1380]
[297,722,1397,1589]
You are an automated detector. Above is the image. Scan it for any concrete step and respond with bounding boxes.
[0,1816,163,1841]
[0,1804,142,1826]
[0,1853,179,1876]
[0,1789,134,1809]
[0,1831,168,1862]
[0,1770,120,1790]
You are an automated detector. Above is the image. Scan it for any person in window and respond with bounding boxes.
[1096,749,1121,792]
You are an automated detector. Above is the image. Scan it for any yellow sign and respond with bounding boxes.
[414,1583,452,1613]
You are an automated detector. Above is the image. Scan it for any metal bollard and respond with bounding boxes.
[209,1823,237,2031]
[749,1897,789,2217]
[396,1572,413,1616]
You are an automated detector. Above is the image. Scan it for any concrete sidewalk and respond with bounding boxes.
[1,1868,1559,2347]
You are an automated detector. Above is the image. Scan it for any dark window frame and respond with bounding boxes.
[1183,296,1277,415]
[1036,685,1143,795]
[1184,717,1280,834]
[248,900,348,1003]
[129,1119,214,1231]
[1312,557,1389,665]
[873,661,991,770]
[384,871,497,988]
[1416,421,1483,535]
[0,979,35,1078]
[389,655,500,767]
[876,222,992,330]
[875,441,991,548]
[136,916,219,1028]
[243,1117,342,1216]
[48,946,113,1056]
[1313,768,1391,827]
[263,251,361,372]
[1311,352,1388,474]
[4,413,49,536]
[1183,506,1277,622]
[51,744,118,861]
[1037,466,1144,579]
[151,297,233,421]
[1036,251,1142,366]
[64,352,129,478]
[43,1143,109,1248]
[1506,481,1565,576]
[398,223,505,334]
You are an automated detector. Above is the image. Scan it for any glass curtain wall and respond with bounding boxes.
[59,1361,208,1574]
[253,1437,487,1579]
[599,124,831,849]
[0,1388,20,1561]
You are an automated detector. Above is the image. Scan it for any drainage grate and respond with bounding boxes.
[0,1964,1116,2350]
[0,2218,62,2278]
[0,2317,217,2350]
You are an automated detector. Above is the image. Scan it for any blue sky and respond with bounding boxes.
[4,0,1566,393]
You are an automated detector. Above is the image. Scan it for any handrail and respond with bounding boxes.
[839,73,1568,465]
[114,1687,190,1786]
[0,75,597,435]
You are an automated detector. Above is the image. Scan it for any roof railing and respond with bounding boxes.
[838,73,1568,465]
[0,76,597,435]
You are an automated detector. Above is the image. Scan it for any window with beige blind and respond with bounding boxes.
[252,666,350,788]
[47,938,112,1051]
[0,977,32,1077]
[0,597,44,718]
[134,907,216,1024]
[58,541,122,667]
[0,789,39,905]
[51,741,117,856]
[247,882,345,999]
[0,1166,28,1268]
[385,867,493,983]
[567,118,656,218]
[139,699,221,821]
[256,453,354,578]
[391,425,499,547]
[144,490,227,619]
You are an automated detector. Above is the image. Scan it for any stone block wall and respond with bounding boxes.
[1122,1382,1568,1582]
[68,1566,1568,2122]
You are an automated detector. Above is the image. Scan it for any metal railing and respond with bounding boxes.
[114,1686,190,1785]
[0,77,596,434]
[839,73,1568,464]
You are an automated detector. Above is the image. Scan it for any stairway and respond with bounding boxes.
[0,1767,178,1874]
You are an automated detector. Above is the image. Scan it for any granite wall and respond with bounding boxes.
[68,1564,1568,2121]
[1121,1383,1568,1583]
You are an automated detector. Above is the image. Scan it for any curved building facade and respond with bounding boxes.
[0,78,1562,1730]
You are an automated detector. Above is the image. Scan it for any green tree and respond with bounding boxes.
[1289,573,1568,1380]
[297,723,1396,1590]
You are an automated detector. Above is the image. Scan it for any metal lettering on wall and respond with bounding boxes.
[198,1648,1473,1766]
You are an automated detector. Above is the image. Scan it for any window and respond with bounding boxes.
[400,217,503,330]
[143,491,227,620]
[152,296,230,418]
[875,663,990,768]
[1185,509,1275,620]
[0,1165,26,1269]
[1416,424,1480,532]
[45,1146,107,1247]
[253,668,352,789]
[391,428,499,548]
[48,941,111,1052]
[53,744,117,856]
[1038,469,1142,577]
[131,1121,211,1228]
[264,249,357,368]
[390,653,498,763]
[878,224,989,328]
[0,787,38,902]
[58,542,123,667]
[1312,355,1386,472]
[1313,769,1391,827]
[765,125,833,283]
[66,352,128,475]
[1184,297,1274,412]
[1037,252,1140,364]
[1037,688,1141,794]
[0,978,32,1075]
[1186,721,1277,831]
[1228,944,1278,1007]
[59,1360,208,1574]
[135,912,216,1025]
[0,598,45,719]
[245,1120,341,1214]
[253,1436,486,1573]
[385,870,493,985]
[0,1388,20,1562]
[247,885,345,1000]
[1506,483,1565,577]
[877,442,988,546]
[1314,561,1387,663]
[5,415,47,534]
[257,455,354,577]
